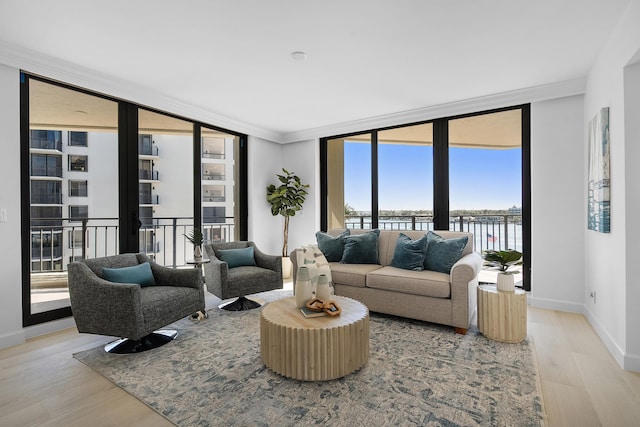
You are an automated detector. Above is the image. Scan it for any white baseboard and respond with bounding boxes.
[529,295,585,314]
[24,317,76,340]
[583,306,627,369]
[0,330,26,349]
[625,352,640,372]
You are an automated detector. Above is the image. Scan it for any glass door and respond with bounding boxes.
[25,78,120,318]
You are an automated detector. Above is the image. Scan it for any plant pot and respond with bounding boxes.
[496,272,515,292]
[282,256,293,279]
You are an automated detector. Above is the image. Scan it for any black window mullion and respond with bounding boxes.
[371,132,379,229]
[521,104,532,291]
[433,119,449,230]
[118,102,140,254]
[193,124,202,229]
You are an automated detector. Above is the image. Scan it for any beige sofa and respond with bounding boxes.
[292,229,483,334]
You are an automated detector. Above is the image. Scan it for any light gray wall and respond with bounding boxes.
[0,64,23,346]
[583,0,640,371]
[530,95,585,312]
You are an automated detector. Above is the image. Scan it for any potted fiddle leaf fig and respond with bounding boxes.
[266,168,309,278]
[482,249,523,292]
[184,228,204,261]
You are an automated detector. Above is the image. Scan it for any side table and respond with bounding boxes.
[477,284,527,343]
[186,258,210,320]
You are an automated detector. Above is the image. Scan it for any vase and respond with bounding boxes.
[496,272,515,292]
[294,266,313,308]
[316,274,331,301]
[282,256,293,279]
[194,245,202,261]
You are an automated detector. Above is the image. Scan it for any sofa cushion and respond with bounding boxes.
[316,230,350,262]
[341,229,380,264]
[391,232,428,271]
[102,262,157,287]
[217,247,257,268]
[366,266,451,298]
[424,231,469,274]
[329,262,382,288]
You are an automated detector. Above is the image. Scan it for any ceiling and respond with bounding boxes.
[0,1,632,137]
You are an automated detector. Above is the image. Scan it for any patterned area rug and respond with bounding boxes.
[73,290,545,426]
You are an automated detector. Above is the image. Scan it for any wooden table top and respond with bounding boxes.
[261,296,368,329]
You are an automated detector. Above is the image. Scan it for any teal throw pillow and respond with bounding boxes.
[424,231,469,274]
[102,262,156,287]
[341,229,380,264]
[316,230,350,262]
[391,233,428,271]
[217,246,256,268]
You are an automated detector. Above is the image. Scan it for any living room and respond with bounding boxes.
[1,1,640,425]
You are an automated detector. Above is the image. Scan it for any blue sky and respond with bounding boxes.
[344,141,522,211]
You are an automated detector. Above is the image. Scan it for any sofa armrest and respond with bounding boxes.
[449,252,483,330]
[253,244,282,273]
[203,245,228,297]
[149,263,202,290]
[68,262,144,336]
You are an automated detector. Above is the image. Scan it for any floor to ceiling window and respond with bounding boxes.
[21,73,247,326]
[321,105,530,290]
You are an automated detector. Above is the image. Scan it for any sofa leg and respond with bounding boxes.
[454,327,468,335]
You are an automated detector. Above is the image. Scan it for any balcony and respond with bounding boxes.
[202,173,225,181]
[202,151,224,160]
[203,195,225,202]
[139,170,159,181]
[139,194,160,205]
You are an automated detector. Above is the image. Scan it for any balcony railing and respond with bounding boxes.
[202,152,224,159]
[203,195,225,202]
[29,216,237,273]
[203,173,225,181]
[139,170,159,180]
[139,145,159,156]
[139,194,160,204]
[345,214,523,252]
[30,139,62,151]
[31,166,63,177]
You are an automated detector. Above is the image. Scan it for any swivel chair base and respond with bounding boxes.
[104,329,178,354]
[219,296,261,311]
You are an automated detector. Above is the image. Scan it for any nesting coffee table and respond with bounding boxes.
[260,296,369,381]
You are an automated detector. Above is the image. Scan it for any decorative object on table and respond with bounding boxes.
[315,273,332,300]
[266,168,309,278]
[300,304,328,318]
[587,107,610,233]
[202,241,282,311]
[74,289,545,426]
[184,227,204,261]
[294,265,314,308]
[482,249,523,292]
[305,298,342,317]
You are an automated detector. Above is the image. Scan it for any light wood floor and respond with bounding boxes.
[1,305,639,426]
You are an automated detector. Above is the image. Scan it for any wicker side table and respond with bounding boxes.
[477,284,527,343]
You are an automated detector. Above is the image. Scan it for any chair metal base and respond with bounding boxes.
[219,296,262,311]
[104,329,178,354]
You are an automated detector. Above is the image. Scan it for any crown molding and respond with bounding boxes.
[280,78,587,144]
[0,41,283,142]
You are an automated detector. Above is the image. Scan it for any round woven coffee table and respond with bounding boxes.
[260,296,369,381]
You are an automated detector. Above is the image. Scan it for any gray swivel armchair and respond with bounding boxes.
[68,253,205,353]
[203,241,282,310]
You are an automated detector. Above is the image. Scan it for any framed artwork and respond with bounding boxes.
[587,107,610,233]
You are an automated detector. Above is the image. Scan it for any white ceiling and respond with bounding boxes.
[0,0,632,138]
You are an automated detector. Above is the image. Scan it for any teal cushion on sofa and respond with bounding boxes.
[424,231,468,274]
[316,230,350,262]
[391,233,428,271]
[341,229,380,264]
[102,262,156,287]
[218,246,256,268]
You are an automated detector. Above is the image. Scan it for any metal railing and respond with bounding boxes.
[202,152,225,159]
[139,194,159,204]
[202,173,225,181]
[345,214,523,252]
[139,170,159,180]
[30,216,237,273]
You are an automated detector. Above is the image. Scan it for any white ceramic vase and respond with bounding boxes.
[194,245,202,261]
[295,266,313,308]
[316,274,332,301]
[496,272,515,292]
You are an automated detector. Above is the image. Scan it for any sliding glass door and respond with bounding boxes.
[21,74,248,326]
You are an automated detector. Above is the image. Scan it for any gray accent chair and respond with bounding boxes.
[203,241,282,310]
[68,253,205,353]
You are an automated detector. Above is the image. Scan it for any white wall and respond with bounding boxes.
[583,0,640,371]
[281,139,320,253]
[0,64,24,347]
[247,136,284,255]
[529,95,586,312]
